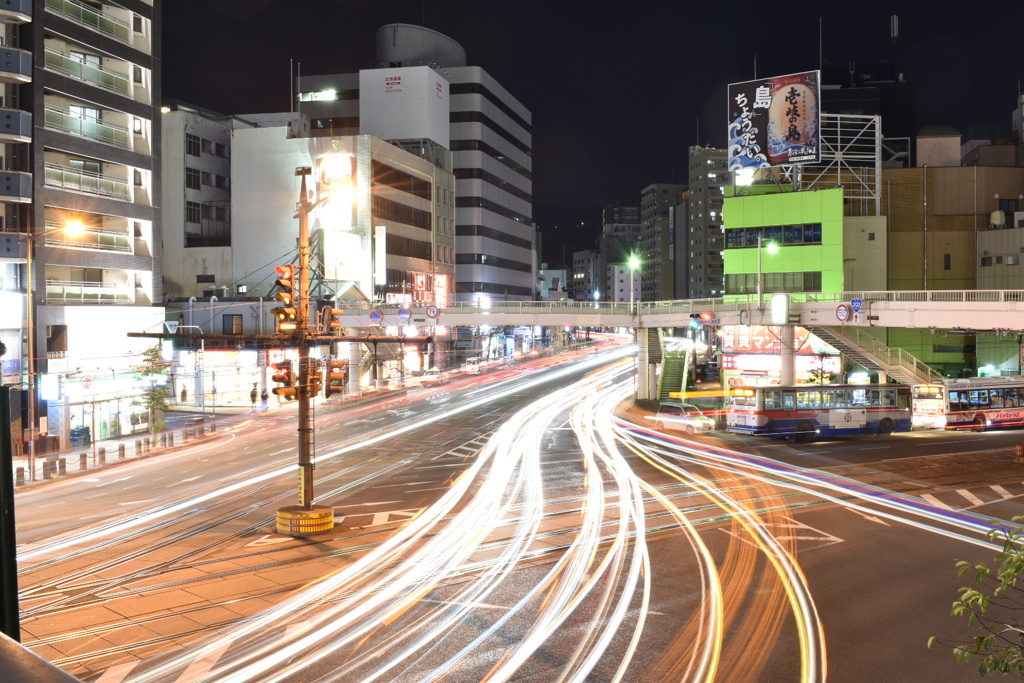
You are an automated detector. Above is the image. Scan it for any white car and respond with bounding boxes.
[653,403,715,434]
[421,367,446,384]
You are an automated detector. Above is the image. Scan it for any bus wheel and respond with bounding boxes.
[877,418,894,436]
[973,418,986,433]
[795,421,814,443]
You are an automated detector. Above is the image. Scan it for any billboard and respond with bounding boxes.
[727,70,820,171]
[359,66,450,149]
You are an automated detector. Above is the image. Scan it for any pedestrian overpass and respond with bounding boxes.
[331,289,1020,398]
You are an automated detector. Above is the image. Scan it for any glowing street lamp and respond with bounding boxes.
[21,220,85,481]
[627,253,641,316]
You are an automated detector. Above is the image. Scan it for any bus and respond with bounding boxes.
[726,384,913,442]
[911,376,1024,431]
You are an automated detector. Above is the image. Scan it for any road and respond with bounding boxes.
[12,343,1022,681]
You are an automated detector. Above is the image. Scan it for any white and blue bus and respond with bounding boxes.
[727,384,913,442]
[912,376,1024,431]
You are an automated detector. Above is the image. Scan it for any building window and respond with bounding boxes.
[201,171,211,186]
[223,315,243,335]
[69,105,100,122]
[215,175,229,190]
[134,170,142,186]
[1008,255,1020,266]
[133,66,143,83]
[133,117,143,134]
[981,257,993,267]
[185,167,201,190]
[186,134,200,157]
[202,138,213,155]
[867,232,876,241]
[132,14,143,32]
[185,201,200,224]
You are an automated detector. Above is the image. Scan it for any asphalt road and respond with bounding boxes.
[12,347,1021,682]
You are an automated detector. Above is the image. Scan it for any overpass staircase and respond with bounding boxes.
[809,326,944,386]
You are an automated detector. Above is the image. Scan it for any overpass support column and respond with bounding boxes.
[780,325,796,386]
[637,329,649,400]
[348,342,362,396]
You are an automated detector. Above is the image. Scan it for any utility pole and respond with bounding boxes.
[276,167,334,536]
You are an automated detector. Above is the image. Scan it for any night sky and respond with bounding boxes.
[163,1,1024,264]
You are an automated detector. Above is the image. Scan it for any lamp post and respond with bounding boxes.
[21,221,83,481]
[627,253,640,316]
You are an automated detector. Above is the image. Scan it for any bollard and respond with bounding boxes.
[15,467,24,486]
[168,432,174,447]
[135,439,142,456]
[144,437,151,452]
[160,433,167,448]
[119,443,125,459]
[42,461,51,479]
[80,453,88,470]
[58,458,66,475]
[98,447,106,465]
[210,421,216,433]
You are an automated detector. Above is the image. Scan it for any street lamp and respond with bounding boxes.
[627,253,641,316]
[756,233,778,309]
[21,220,84,481]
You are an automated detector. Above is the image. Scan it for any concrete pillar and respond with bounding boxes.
[348,342,362,396]
[637,328,650,400]
[57,458,66,475]
[98,448,106,465]
[118,443,125,459]
[80,453,88,470]
[780,325,796,386]
[16,468,24,486]
[135,439,142,456]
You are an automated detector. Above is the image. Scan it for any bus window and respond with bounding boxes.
[730,388,757,408]
[1006,390,1018,408]
[783,392,796,410]
[833,390,848,407]
[882,389,896,407]
[851,389,867,406]
[797,391,820,409]
[990,389,1004,408]
[764,391,780,410]
[969,390,989,407]
[948,390,962,411]
[820,391,834,408]
[869,390,881,406]
[900,393,911,411]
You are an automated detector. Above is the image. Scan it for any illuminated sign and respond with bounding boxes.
[728,70,820,171]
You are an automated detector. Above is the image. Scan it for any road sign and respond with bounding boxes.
[850,298,863,313]
[164,320,179,334]
[398,308,411,321]
[82,376,92,390]
[425,305,439,319]
[836,304,851,322]
[368,310,383,324]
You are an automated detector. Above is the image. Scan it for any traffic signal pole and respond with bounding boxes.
[276,168,335,536]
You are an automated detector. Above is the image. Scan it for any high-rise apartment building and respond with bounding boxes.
[295,23,535,302]
[684,147,728,298]
[596,202,640,302]
[0,1,163,450]
[639,183,685,301]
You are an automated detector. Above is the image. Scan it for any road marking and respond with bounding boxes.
[333,515,346,524]
[991,485,1014,499]
[180,475,203,483]
[93,661,140,682]
[921,493,953,510]
[178,640,233,682]
[246,534,292,547]
[849,508,890,526]
[368,508,423,527]
[270,448,292,455]
[117,500,153,506]
[407,486,449,493]
[957,489,986,506]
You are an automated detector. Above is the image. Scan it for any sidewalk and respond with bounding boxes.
[12,387,409,486]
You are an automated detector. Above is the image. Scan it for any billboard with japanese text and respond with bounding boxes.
[727,70,820,171]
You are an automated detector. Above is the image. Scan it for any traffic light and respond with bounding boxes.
[323,359,347,399]
[271,265,297,331]
[270,360,297,401]
[700,311,715,323]
[319,305,343,335]
[689,313,701,330]
[308,365,322,398]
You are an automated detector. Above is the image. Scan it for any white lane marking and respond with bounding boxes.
[991,485,1014,499]
[246,535,292,547]
[93,661,140,682]
[921,493,953,510]
[957,489,986,506]
[177,640,233,682]
[117,500,153,506]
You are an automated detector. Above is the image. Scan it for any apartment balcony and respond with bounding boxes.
[45,48,129,97]
[44,106,130,149]
[45,0,130,45]
[0,0,32,24]
[0,108,31,143]
[45,280,132,304]
[44,224,132,253]
[0,170,31,202]
[0,47,30,84]
[45,162,130,201]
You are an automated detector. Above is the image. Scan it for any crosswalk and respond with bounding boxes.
[918,481,1024,510]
